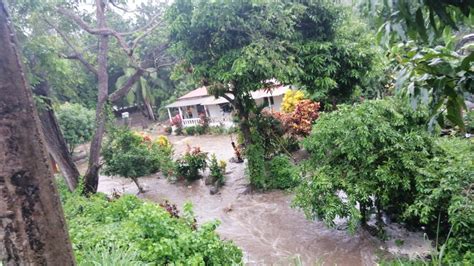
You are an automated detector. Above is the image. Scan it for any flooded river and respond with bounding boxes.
[94,134,430,265]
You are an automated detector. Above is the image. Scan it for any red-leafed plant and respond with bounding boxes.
[275,100,320,136]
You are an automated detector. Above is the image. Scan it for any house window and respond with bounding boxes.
[264,96,274,106]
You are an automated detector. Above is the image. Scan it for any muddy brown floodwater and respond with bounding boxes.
[94,134,430,265]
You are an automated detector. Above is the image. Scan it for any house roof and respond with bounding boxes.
[178,86,208,99]
[166,84,291,108]
[166,96,215,108]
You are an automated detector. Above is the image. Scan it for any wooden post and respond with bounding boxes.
[0,1,76,264]
[167,108,172,123]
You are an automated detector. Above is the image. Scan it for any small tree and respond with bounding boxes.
[102,129,163,193]
[56,102,95,154]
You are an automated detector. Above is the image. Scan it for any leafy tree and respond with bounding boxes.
[167,0,302,146]
[295,7,386,108]
[295,98,431,232]
[56,102,95,154]
[360,0,474,130]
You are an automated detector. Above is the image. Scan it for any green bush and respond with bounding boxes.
[58,182,242,265]
[56,102,95,153]
[294,98,473,262]
[267,155,300,189]
[102,129,165,192]
[175,146,208,181]
[208,154,226,186]
[184,126,196,135]
[195,125,206,135]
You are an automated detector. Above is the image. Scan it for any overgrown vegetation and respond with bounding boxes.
[102,129,173,192]
[58,182,242,265]
[56,102,95,153]
[294,98,473,262]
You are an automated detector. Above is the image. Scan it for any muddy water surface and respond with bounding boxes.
[97,134,383,265]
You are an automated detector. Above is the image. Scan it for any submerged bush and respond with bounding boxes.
[267,155,300,189]
[175,145,208,181]
[58,182,242,265]
[294,98,473,262]
[102,129,172,192]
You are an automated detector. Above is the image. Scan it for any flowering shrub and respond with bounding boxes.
[175,145,208,181]
[208,154,226,186]
[281,90,306,113]
[155,135,174,177]
[275,99,320,136]
[171,115,183,135]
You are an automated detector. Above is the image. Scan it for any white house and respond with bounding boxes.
[165,84,291,128]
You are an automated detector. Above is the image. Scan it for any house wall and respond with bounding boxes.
[254,95,284,112]
[206,104,222,117]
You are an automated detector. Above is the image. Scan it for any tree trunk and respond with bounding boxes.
[131,177,145,194]
[83,0,109,194]
[144,100,155,121]
[0,2,76,264]
[34,79,79,191]
[234,94,252,147]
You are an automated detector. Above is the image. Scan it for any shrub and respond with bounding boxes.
[280,99,320,137]
[294,98,473,262]
[184,126,196,135]
[295,99,431,231]
[175,145,208,181]
[102,129,162,192]
[171,115,183,135]
[195,125,205,135]
[465,110,474,133]
[267,155,300,189]
[155,135,175,177]
[56,102,95,153]
[57,182,242,265]
[209,126,226,135]
[282,90,306,113]
[208,154,226,186]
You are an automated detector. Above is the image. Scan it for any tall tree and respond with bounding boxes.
[0,1,75,263]
[52,0,171,193]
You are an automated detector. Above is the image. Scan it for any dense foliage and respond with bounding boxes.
[276,99,321,137]
[58,182,242,265]
[360,0,474,130]
[102,129,173,191]
[267,155,300,190]
[294,98,473,261]
[56,102,95,153]
[281,90,306,113]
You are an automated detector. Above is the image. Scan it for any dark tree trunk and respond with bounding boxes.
[34,79,79,191]
[83,0,109,194]
[234,94,252,147]
[144,100,155,121]
[0,2,76,263]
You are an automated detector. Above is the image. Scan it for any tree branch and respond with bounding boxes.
[108,68,144,103]
[56,7,111,35]
[45,19,98,77]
